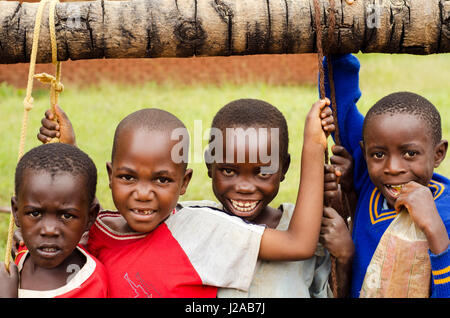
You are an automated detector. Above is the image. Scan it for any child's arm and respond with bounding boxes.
[258,98,332,261]
[0,262,18,298]
[322,162,355,298]
[321,206,354,298]
[322,146,355,298]
[323,54,367,194]
[394,181,450,297]
[37,105,77,146]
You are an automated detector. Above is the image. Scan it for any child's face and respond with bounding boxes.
[209,127,287,222]
[11,170,95,269]
[362,113,447,208]
[107,128,192,233]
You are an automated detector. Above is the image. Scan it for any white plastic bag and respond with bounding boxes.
[360,209,431,298]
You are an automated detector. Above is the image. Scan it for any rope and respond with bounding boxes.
[313,0,337,298]
[35,0,63,143]
[314,0,355,298]
[313,0,335,297]
[4,0,61,270]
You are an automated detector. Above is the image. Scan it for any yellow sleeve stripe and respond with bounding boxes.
[434,276,450,285]
[432,265,450,276]
[14,249,27,263]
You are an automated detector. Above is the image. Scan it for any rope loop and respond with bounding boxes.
[34,72,65,93]
[23,97,34,111]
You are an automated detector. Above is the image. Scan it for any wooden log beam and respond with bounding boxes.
[0,206,11,213]
[0,0,449,64]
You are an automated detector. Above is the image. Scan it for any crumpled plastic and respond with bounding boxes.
[360,209,431,298]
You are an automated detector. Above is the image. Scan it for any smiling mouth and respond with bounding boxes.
[130,208,156,216]
[229,199,260,213]
[385,184,404,198]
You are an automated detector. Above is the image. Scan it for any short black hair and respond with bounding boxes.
[363,92,442,145]
[15,143,97,205]
[111,108,189,169]
[209,98,289,165]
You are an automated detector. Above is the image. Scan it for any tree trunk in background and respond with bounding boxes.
[0,0,449,64]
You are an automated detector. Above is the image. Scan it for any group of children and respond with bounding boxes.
[0,53,448,298]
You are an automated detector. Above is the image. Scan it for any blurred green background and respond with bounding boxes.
[0,53,449,259]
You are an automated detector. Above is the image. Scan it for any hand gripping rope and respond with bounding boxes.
[4,0,62,270]
[313,0,354,298]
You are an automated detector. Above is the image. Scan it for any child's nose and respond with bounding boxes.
[134,183,155,201]
[40,218,60,237]
[235,178,257,193]
[384,156,406,175]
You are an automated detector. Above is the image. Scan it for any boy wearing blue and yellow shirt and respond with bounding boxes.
[323,54,450,298]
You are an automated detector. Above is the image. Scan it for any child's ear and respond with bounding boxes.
[280,154,291,182]
[86,198,100,231]
[10,196,20,228]
[434,139,448,168]
[180,168,193,196]
[106,162,113,189]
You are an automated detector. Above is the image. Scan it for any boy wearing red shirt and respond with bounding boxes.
[37,100,334,297]
[0,143,108,298]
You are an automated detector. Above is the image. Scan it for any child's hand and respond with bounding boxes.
[330,145,354,193]
[11,229,24,259]
[324,164,343,210]
[394,181,450,255]
[0,262,18,298]
[37,105,76,146]
[304,98,334,149]
[320,101,335,137]
[320,207,354,263]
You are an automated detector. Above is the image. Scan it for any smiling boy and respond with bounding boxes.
[323,54,450,297]
[36,101,333,297]
[180,99,336,297]
[87,104,331,297]
[205,99,292,226]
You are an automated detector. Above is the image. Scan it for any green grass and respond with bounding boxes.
[0,53,449,259]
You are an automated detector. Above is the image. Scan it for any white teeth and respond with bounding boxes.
[230,199,259,212]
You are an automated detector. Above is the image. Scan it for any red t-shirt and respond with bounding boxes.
[87,206,264,298]
[15,245,109,298]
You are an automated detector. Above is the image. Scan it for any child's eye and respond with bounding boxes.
[118,174,135,182]
[404,151,418,158]
[371,152,384,159]
[61,213,75,220]
[156,176,172,184]
[221,168,235,177]
[27,210,41,218]
[257,171,272,178]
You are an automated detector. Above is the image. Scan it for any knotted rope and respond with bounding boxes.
[4,0,62,270]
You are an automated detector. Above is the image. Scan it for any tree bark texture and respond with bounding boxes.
[0,0,449,64]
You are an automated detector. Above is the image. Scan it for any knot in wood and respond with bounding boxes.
[175,20,206,45]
